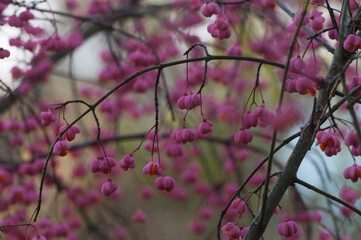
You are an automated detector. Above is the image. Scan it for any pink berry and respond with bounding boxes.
[32,235,47,240]
[175,128,196,144]
[40,111,56,126]
[310,9,325,32]
[221,222,241,239]
[101,179,118,197]
[66,0,78,10]
[66,31,83,50]
[289,57,305,73]
[343,34,361,52]
[293,12,309,25]
[19,10,34,21]
[132,209,146,223]
[199,120,213,134]
[230,198,247,215]
[277,220,299,238]
[53,140,70,157]
[10,134,23,146]
[0,48,10,59]
[142,162,162,176]
[197,206,213,219]
[59,125,81,142]
[253,106,275,127]
[119,155,136,171]
[226,45,243,56]
[242,112,258,129]
[339,185,360,203]
[189,220,206,234]
[234,129,253,145]
[155,176,175,192]
[345,131,359,148]
[207,18,231,40]
[139,186,154,200]
[90,157,105,173]
[201,3,220,18]
[343,165,361,183]
[316,131,341,157]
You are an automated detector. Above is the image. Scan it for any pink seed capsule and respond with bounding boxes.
[201,2,220,17]
[155,176,175,192]
[343,165,361,183]
[101,179,118,197]
[277,220,299,238]
[199,120,213,135]
[234,130,253,145]
[119,155,136,171]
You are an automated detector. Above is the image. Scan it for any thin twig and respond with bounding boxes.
[294,178,361,216]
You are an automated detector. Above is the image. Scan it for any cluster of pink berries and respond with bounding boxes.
[234,106,276,145]
[53,125,81,157]
[207,18,231,40]
[19,159,45,176]
[201,2,231,40]
[142,161,175,192]
[172,120,214,145]
[41,110,82,157]
[222,203,301,239]
[90,154,137,197]
[285,76,318,96]
[2,5,83,87]
[0,118,29,147]
[292,8,324,33]
[242,106,275,129]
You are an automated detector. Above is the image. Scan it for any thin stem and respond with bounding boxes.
[294,178,361,216]
[152,69,162,164]
[259,0,309,226]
